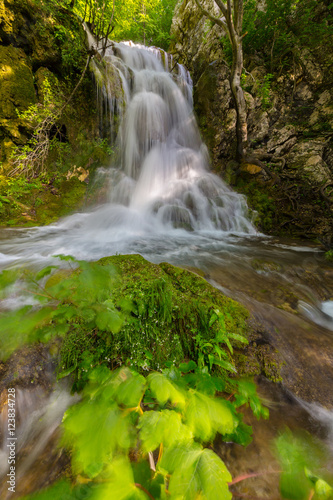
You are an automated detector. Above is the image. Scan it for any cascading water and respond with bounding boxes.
[0,38,258,267]
[89,40,256,235]
[0,35,333,500]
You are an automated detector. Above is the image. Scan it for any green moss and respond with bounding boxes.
[0,45,36,164]
[236,179,276,232]
[325,250,333,262]
[60,255,250,377]
[0,175,86,227]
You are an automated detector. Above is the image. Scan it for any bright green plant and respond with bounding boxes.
[325,250,333,263]
[22,361,269,500]
[0,255,122,361]
[259,73,273,110]
[275,429,333,500]
[243,0,333,72]
[0,255,272,499]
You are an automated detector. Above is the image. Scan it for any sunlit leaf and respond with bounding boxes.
[138,409,192,452]
[162,443,232,500]
[147,372,186,408]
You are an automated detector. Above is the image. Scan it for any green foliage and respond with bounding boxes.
[275,429,333,500]
[259,73,273,110]
[24,363,267,499]
[0,257,121,361]
[243,0,333,72]
[108,0,179,49]
[1,254,272,499]
[235,179,276,232]
[325,250,333,262]
[0,255,250,390]
[11,76,66,177]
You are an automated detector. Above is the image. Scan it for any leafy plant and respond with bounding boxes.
[275,429,333,500]
[0,255,122,362]
[23,361,269,500]
[0,255,273,498]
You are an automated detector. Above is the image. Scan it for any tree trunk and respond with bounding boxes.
[230,33,247,160]
[193,0,248,160]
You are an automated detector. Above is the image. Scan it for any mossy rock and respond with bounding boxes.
[0,44,35,151]
[60,255,251,380]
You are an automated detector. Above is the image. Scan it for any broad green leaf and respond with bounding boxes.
[185,391,235,441]
[138,409,192,452]
[275,430,327,500]
[62,400,133,477]
[0,268,20,291]
[315,478,333,498]
[114,370,146,408]
[95,307,123,333]
[0,306,54,360]
[92,457,147,500]
[163,444,232,500]
[147,372,186,408]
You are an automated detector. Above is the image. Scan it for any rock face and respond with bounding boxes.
[0,0,98,168]
[170,0,333,241]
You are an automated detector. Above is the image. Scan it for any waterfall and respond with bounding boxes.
[88,39,256,235]
[0,37,258,268]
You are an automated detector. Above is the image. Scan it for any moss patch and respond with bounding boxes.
[0,175,86,227]
[59,255,250,384]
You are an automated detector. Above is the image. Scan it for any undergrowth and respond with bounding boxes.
[1,255,332,499]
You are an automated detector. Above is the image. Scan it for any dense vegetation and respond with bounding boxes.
[1,257,332,499]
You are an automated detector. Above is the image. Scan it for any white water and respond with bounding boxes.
[0,39,259,270]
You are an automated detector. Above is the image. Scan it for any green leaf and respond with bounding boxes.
[138,409,192,452]
[147,372,186,409]
[179,360,197,373]
[62,400,133,477]
[35,266,58,281]
[114,370,146,408]
[209,355,237,373]
[162,443,232,500]
[0,269,20,291]
[95,307,123,333]
[185,391,235,441]
[315,478,333,498]
[92,457,147,500]
[53,254,77,262]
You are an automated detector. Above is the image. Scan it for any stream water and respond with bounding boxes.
[0,40,333,498]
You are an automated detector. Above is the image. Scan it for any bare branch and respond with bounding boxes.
[214,0,228,17]
[193,0,227,30]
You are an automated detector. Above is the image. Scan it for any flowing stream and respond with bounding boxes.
[0,39,333,498]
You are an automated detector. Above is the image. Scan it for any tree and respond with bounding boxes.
[193,0,247,160]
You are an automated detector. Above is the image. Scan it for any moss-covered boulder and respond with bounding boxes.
[59,255,282,389]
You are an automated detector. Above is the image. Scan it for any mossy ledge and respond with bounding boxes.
[59,254,282,387]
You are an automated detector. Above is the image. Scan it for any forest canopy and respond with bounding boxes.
[35,0,179,49]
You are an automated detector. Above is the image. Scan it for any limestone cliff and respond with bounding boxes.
[170,0,333,243]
